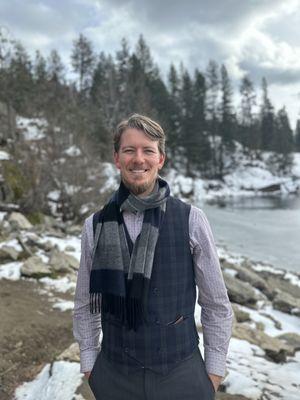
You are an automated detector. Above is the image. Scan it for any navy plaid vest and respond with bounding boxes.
[92,196,199,375]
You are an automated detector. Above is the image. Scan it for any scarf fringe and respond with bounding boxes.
[90,292,144,331]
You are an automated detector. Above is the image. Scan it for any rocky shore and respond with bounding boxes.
[0,211,299,399]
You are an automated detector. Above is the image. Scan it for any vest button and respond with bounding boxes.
[153,287,159,295]
[155,318,160,324]
[124,347,129,353]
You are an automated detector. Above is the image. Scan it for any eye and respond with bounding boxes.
[124,149,134,153]
[145,149,155,154]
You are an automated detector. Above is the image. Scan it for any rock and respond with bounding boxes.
[66,225,82,235]
[36,240,54,252]
[276,333,300,353]
[223,273,260,307]
[273,290,300,316]
[47,228,65,238]
[64,245,76,252]
[0,245,20,261]
[56,342,80,362]
[8,212,33,230]
[21,256,51,278]
[49,249,79,273]
[231,304,251,323]
[236,264,274,299]
[233,323,292,362]
[216,394,252,400]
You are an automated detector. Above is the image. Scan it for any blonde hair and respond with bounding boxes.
[114,114,165,155]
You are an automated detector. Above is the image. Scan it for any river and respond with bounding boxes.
[201,195,300,274]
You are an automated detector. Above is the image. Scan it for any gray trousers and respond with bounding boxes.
[88,348,216,400]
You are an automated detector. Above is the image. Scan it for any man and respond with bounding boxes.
[73,114,233,400]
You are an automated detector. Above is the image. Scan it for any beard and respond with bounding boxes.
[121,175,156,196]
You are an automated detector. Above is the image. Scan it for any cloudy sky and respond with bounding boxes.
[1,0,300,127]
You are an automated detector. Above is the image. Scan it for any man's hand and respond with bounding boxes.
[84,371,91,380]
[208,373,222,393]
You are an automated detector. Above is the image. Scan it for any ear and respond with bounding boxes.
[158,152,166,170]
[113,151,121,170]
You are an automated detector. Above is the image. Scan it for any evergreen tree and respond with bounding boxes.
[190,69,211,174]
[8,41,33,114]
[260,77,275,150]
[205,60,219,177]
[295,119,300,152]
[71,33,95,94]
[167,63,181,158]
[239,75,257,150]
[270,107,294,174]
[47,49,65,84]
[116,38,131,117]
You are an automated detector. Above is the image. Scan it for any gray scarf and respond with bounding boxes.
[90,178,170,331]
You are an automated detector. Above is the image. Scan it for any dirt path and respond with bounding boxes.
[0,278,74,400]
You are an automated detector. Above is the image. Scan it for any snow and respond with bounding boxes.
[53,299,74,311]
[99,162,119,193]
[0,261,22,280]
[17,116,47,141]
[0,238,23,251]
[64,145,81,157]
[14,361,83,400]
[47,190,60,201]
[225,338,300,400]
[0,211,7,222]
[39,276,76,293]
[292,152,300,177]
[0,150,10,160]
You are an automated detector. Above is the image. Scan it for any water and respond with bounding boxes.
[201,195,300,274]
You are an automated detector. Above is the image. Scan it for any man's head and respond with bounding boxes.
[113,114,166,196]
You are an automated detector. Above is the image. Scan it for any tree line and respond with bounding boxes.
[1,29,300,182]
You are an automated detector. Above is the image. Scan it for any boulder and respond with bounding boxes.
[232,323,292,362]
[56,342,80,362]
[0,245,20,261]
[236,264,273,299]
[273,290,300,316]
[231,304,251,323]
[276,332,300,354]
[49,249,79,273]
[223,273,261,307]
[21,256,51,278]
[8,212,33,230]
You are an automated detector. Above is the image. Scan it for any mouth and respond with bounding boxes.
[129,169,149,174]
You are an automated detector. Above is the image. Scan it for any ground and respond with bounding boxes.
[0,278,74,400]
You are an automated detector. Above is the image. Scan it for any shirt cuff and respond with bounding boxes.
[79,349,100,374]
[204,349,228,377]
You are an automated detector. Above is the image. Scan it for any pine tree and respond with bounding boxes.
[295,119,300,152]
[270,107,294,174]
[205,60,219,177]
[190,69,211,174]
[8,41,33,114]
[167,63,181,159]
[239,75,257,150]
[71,33,95,94]
[116,38,131,117]
[260,77,275,150]
[47,49,65,84]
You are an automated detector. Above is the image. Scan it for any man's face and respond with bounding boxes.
[114,128,165,196]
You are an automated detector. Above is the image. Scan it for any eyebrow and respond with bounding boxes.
[121,145,157,150]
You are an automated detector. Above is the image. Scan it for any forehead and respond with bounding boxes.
[119,128,159,149]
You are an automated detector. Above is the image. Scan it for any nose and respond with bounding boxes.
[133,149,145,164]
